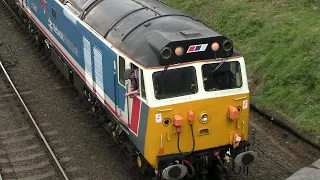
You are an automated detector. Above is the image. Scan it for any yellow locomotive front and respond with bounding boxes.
[140,43,257,179]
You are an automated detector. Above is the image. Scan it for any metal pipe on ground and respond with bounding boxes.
[250,98,320,150]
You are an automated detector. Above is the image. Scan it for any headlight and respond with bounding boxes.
[200,113,209,123]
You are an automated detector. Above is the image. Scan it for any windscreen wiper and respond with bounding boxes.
[157,65,169,93]
[210,58,227,75]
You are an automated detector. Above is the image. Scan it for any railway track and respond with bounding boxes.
[0,5,86,179]
[0,3,79,179]
[0,2,98,180]
[0,61,70,179]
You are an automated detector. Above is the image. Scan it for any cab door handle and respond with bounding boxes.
[158,108,173,112]
[234,96,247,101]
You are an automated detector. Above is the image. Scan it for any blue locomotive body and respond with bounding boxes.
[19,0,149,156]
[27,0,126,112]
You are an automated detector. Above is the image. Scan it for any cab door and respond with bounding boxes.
[115,56,129,124]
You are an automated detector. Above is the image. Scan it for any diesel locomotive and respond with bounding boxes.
[13,0,257,179]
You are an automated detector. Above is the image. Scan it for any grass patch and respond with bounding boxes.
[163,0,320,137]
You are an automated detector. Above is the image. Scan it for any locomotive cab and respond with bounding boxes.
[137,36,258,179]
[121,52,257,179]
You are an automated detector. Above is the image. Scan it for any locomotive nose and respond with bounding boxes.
[162,164,188,180]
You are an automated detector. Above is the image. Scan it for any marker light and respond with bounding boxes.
[211,42,219,51]
[200,113,209,123]
[175,47,184,56]
[228,106,239,121]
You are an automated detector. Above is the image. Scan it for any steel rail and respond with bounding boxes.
[0,0,21,23]
[0,42,18,67]
[0,61,69,180]
[4,42,17,66]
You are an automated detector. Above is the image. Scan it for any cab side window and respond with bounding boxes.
[140,69,146,99]
[130,63,146,100]
[118,56,125,86]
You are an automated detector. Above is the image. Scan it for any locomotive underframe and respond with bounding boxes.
[157,141,251,180]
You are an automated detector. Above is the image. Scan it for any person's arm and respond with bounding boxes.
[125,88,139,97]
[126,89,139,96]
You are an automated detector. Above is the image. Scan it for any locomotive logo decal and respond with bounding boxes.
[48,18,53,31]
[48,17,79,57]
[40,0,47,14]
[187,43,208,53]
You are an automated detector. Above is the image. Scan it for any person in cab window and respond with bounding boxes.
[124,68,139,98]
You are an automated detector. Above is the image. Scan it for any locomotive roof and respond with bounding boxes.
[67,0,241,67]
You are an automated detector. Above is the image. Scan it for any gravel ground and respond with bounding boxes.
[0,2,319,180]
[230,111,320,180]
[0,93,61,180]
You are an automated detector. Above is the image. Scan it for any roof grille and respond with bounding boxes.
[179,30,202,38]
